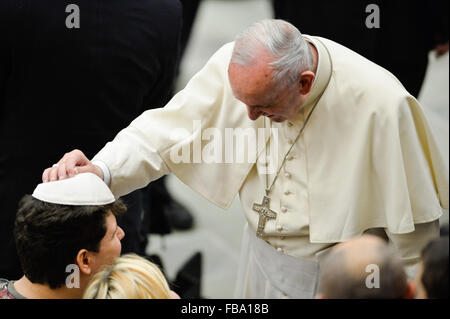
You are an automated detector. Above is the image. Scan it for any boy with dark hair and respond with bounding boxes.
[0,173,126,299]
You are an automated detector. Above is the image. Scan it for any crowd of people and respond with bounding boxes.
[1,1,448,300]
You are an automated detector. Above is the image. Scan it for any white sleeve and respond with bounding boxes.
[91,43,237,201]
[385,220,440,280]
[92,134,171,198]
[91,160,112,187]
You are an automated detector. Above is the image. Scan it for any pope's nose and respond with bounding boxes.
[246,105,262,121]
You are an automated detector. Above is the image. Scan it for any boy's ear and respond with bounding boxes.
[76,249,94,276]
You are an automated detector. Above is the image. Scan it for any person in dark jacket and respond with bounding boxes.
[0,0,182,280]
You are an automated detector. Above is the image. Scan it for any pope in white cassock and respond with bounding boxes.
[43,20,448,298]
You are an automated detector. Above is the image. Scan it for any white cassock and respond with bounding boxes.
[92,36,449,298]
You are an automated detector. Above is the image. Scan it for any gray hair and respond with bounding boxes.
[231,19,314,90]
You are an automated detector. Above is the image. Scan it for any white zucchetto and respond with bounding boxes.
[32,173,115,205]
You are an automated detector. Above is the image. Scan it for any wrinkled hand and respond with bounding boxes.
[42,149,104,182]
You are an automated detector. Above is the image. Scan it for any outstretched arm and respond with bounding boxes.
[41,42,238,201]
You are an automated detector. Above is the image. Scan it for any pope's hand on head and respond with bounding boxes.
[42,149,104,182]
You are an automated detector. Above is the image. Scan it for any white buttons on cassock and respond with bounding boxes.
[284,172,291,178]
[281,206,288,213]
[284,190,291,195]
[277,224,283,231]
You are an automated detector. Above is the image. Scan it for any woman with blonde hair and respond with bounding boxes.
[83,253,179,299]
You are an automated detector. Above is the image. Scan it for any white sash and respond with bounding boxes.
[234,224,320,299]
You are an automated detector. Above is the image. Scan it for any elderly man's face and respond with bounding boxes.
[228,60,304,123]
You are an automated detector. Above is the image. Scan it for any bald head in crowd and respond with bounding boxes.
[318,235,414,299]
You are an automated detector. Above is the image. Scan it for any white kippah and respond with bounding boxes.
[32,173,115,206]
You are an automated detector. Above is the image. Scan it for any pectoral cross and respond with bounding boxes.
[252,195,277,238]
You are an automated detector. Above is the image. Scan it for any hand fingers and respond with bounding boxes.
[42,167,52,183]
[77,165,95,175]
[65,150,88,177]
[43,165,61,182]
[49,165,60,182]
[57,162,68,180]
[52,161,81,181]
[42,149,89,182]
